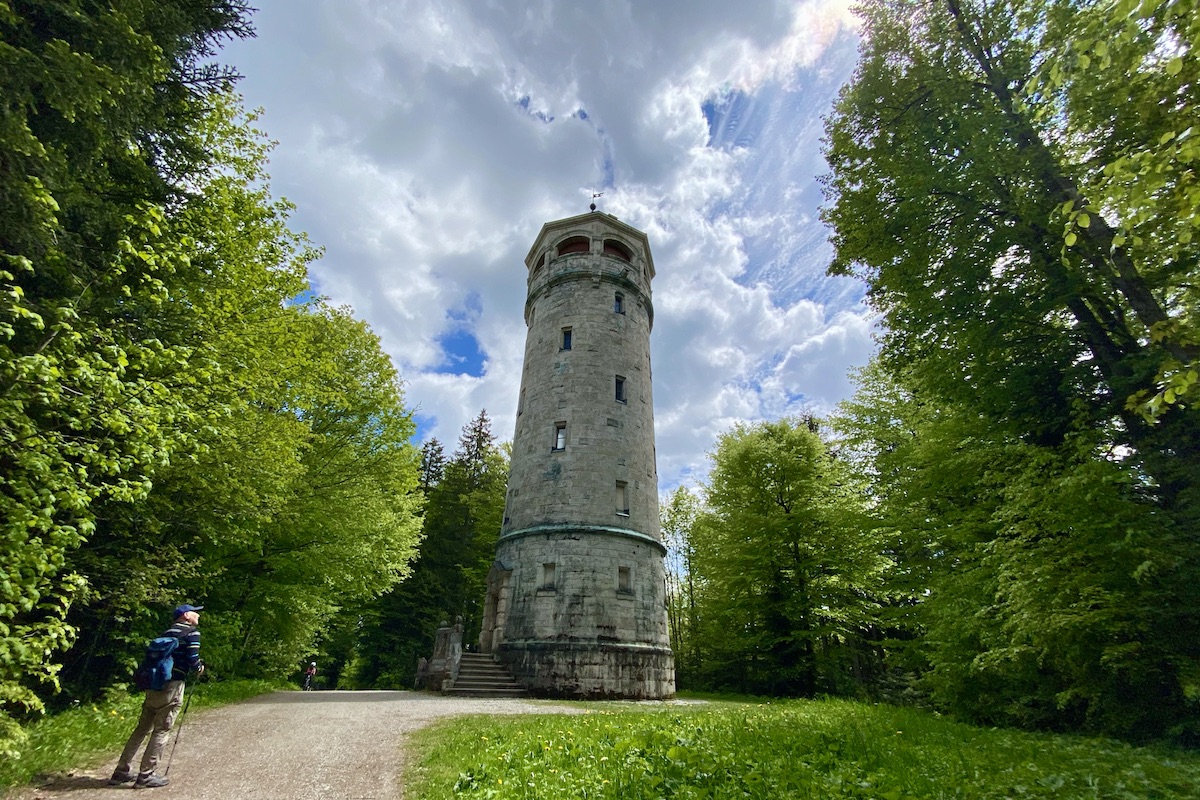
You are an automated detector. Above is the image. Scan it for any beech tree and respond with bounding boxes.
[822,0,1200,738]
[0,0,252,754]
[661,486,701,687]
[689,419,888,696]
[187,305,424,678]
[835,359,1199,738]
[51,94,425,688]
[822,0,1199,500]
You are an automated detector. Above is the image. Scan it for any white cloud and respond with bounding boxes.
[222,0,873,487]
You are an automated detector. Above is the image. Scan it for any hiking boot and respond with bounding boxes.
[135,773,170,788]
[108,769,136,785]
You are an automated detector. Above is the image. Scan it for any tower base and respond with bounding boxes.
[481,525,676,699]
[498,640,675,699]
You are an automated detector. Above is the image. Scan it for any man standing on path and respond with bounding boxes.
[110,604,206,789]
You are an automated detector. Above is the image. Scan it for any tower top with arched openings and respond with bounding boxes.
[522,211,656,331]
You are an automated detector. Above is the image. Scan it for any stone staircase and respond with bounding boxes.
[445,652,528,697]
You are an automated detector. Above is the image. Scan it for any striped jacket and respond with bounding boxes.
[162,621,203,681]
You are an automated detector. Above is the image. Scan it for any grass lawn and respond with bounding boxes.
[408,697,1200,799]
[0,679,280,790]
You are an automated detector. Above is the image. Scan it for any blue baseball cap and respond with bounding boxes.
[174,604,204,617]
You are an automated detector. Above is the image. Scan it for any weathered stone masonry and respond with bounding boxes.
[479,210,675,699]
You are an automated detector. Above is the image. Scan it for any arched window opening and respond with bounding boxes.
[603,239,633,262]
[557,236,590,257]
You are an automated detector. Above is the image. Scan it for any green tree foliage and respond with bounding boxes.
[837,360,1200,739]
[348,411,507,688]
[689,419,888,696]
[0,0,251,755]
[54,96,424,690]
[661,486,701,688]
[823,0,1200,739]
[1032,0,1200,422]
[822,0,1199,498]
[1,2,425,756]
[186,304,424,679]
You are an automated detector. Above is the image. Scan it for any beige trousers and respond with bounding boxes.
[117,680,185,776]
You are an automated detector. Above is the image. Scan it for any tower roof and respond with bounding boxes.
[524,210,655,279]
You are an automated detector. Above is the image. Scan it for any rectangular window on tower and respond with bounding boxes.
[561,327,572,350]
[540,562,556,592]
[618,566,632,594]
[614,292,625,314]
[615,481,629,516]
[615,376,626,403]
[553,422,566,451]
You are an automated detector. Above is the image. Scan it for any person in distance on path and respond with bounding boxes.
[110,604,205,789]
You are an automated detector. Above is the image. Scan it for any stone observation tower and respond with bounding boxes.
[478,209,675,699]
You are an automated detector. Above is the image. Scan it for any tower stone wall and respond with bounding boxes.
[480,210,675,699]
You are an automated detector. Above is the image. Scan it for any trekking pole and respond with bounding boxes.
[163,689,193,777]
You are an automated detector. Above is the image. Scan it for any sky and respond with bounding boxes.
[219,0,876,488]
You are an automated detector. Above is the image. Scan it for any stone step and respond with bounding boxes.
[453,673,524,687]
[454,670,520,680]
[455,675,521,686]
[446,654,527,697]
[443,686,529,697]
[452,681,525,692]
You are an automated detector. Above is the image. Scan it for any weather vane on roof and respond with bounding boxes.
[590,191,604,212]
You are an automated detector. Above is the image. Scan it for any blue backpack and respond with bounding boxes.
[134,635,180,691]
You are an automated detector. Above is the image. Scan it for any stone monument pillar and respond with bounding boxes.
[480,209,675,699]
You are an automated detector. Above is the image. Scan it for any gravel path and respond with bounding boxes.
[9,690,583,800]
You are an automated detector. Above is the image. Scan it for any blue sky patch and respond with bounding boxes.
[435,327,486,376]
[413,412,438,445]
[702,88,767,150]
[515,95,555,123]
[434,293,486,377]
[284,287,320,308]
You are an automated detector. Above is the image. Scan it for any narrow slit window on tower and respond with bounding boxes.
[615,375,626,403]
[615,481,629,515]
[553,422,566,451]
[540,562,556,591]
[618,566,632,593]
[561,327,572,350]
[518,388,525,416]
[613,292,625,314]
